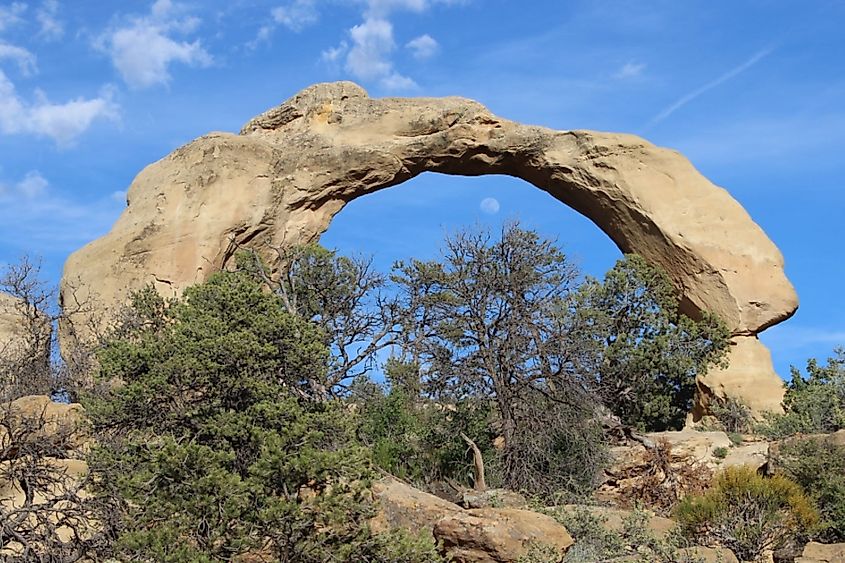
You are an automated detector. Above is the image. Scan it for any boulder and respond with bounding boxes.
[721,441,769,470]
[434,507,573,562]
[61,81,798,417]
[796,542,845,562]
[370,477,462,538]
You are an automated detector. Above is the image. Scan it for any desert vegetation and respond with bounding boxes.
[1,224,844,561]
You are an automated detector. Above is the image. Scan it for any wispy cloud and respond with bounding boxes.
[615,61,645,79]
[0,42,36,74]
[0,2,26,33]
[649,48,773,125]
[36,0,64,41]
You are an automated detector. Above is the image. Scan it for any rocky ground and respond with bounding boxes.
[4,395,845,562]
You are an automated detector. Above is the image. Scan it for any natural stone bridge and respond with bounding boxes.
[61,81,798,418]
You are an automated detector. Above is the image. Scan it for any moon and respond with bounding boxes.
[480,197,500,214]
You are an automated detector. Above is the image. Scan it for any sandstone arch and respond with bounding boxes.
[61,81,798,417]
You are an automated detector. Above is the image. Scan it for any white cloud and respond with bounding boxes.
[0,42,36,75]
[339,17,416,89]
[649,48,772,125]
[615,61,645,79]
[364,0,428,17]
[480,197,500,214]
[272,0,318,31]
[406,34,438,60]
[36,0,64,41]
[0,70,118,145]
[346,18,394,80]
[0,2,26,33]
[318,0,463,89]
[98,0,212,89]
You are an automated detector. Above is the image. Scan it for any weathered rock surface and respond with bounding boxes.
[796,542,845,562]
[434,507,574,562]
[61,81,798,415]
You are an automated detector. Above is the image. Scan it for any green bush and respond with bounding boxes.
[712,446,728,459]
[758,348,845,439]
[777,437,845,542]
[86,272,443,562]
[675,466,819,561]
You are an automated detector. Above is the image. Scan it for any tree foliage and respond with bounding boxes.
[759,348,845,438]
[574,254,730,431]
[86,270,440,562]
[389,224,609,498]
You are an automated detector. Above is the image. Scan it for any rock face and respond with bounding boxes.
[61,81,798,416]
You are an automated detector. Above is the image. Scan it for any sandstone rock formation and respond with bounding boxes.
[61,81,798,416]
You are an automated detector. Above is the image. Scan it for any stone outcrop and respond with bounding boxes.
[61,81,798,416]
[434,507,574,562]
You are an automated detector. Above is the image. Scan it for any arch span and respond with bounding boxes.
[61,82,798,417]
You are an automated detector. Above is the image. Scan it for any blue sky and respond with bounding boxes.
[0,0,842,376]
